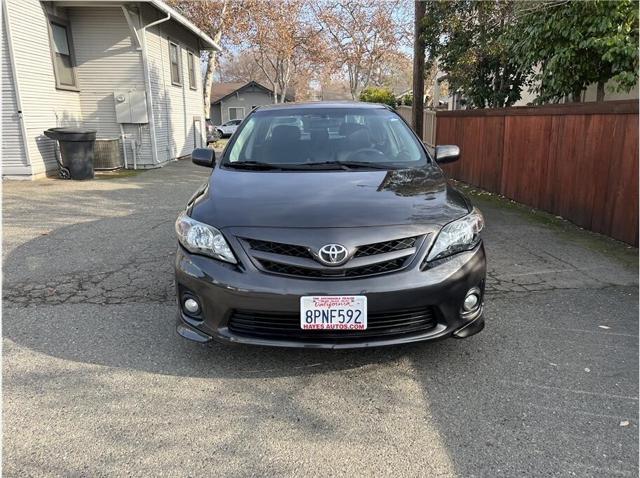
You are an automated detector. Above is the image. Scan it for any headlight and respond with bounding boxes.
[175,212,236,264]
[427,207,484,262]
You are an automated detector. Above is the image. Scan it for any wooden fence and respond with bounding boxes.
[434,100,638,245]
[397,106,437,146]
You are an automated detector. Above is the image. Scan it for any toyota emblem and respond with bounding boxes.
[318,244,348,266]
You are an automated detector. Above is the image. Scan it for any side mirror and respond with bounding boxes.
[435,145,460,164]
[191,148,215,168]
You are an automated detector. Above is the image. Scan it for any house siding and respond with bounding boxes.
[1,12,30,176]
[142,4,204,164]
[69,7,152,167]
[4,0,83,176]
[3,0,206,178]
[217,89,273,123]
[582,80,639,102]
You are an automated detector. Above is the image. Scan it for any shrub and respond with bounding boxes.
[359,87,397,108]
[401,93,413,106]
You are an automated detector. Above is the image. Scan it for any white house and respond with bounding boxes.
[2,0,220,179]
[430,70,638,110]
[513,78,639,106]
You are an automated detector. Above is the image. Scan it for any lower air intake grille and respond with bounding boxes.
[228,307,438,341]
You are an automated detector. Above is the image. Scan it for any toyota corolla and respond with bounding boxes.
[175,102,486,348]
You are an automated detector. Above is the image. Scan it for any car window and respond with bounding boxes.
[229,118,256,163]
[223,107,428,169]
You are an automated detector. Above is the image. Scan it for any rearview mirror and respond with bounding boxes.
[435,145,460,164]
[191,148,215,168]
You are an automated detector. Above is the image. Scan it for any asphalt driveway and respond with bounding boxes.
[3,160,638,477]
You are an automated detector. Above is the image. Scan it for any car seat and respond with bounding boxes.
[267,125,302,163]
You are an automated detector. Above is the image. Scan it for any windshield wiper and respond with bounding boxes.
[300,161,393,170]
[225,161,394,171]
[340,161,394,170]
[224,161,283,170]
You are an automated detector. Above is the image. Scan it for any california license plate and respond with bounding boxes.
[300,296,367,330]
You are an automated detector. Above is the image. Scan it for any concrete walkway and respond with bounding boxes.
[3,160,638,477]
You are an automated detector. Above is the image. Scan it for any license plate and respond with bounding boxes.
[300,296,367,330]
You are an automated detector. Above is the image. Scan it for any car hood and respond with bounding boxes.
[189,166,471,229]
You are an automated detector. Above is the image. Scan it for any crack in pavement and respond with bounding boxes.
[3,255,176,306]
[3,258,630,306]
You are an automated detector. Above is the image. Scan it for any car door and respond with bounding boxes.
[229,120,242,135]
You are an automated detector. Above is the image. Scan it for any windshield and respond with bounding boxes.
[222,107,429,169]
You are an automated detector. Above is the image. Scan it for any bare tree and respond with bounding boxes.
[241,0,325,103]
[378,53,413,95]
[168,0,248,118]
[314,0,406,99]
[218,51,268,84]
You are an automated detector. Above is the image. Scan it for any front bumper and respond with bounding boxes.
[174,242,486,349]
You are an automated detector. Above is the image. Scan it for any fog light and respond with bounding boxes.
[184,298,200,314]
[463,292,480,312]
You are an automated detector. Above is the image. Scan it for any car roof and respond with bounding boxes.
[255,101,390,111]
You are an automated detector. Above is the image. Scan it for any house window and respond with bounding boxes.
[188,52,197,90]
[48,19,78,90]
[169,42,182,86]
[228,107,245,120]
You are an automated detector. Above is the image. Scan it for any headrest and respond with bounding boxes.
[310,129,329,142]
[271,125,300,143]
[339,122,365,136]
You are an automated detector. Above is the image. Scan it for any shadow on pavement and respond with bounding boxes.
[3,212,429,380]
[3,162,638,476]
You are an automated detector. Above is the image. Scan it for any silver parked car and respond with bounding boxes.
[207,119,243,143]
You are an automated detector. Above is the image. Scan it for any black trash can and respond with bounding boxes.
[44,127,97,180]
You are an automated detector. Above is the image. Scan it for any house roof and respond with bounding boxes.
[394,88,412,99]
[210,82,249,103]
[210,81,294,104]
[146,0,221,51]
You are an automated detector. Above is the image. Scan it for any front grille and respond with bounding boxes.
[246,237,418,260]
[228,307,438,341]
[354,237,418,257]
[258,257,407,279]
[247,239,311,258]
[243,234,424,279]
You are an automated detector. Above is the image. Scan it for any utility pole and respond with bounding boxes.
[412,0,426,140]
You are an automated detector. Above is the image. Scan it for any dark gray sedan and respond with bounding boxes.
[175,102,486,348]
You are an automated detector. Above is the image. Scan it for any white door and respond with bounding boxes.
[193,118,202,148]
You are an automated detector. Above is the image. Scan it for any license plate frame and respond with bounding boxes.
[300,295,367,330]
